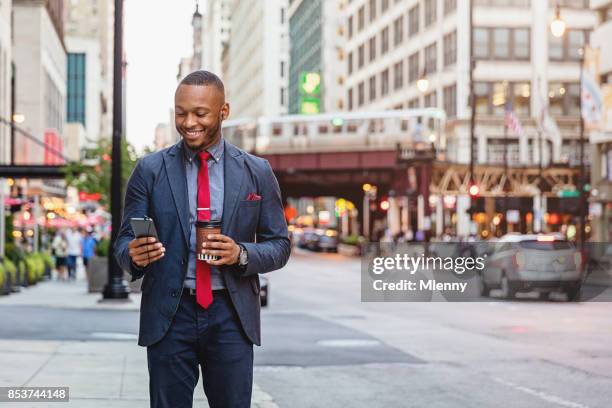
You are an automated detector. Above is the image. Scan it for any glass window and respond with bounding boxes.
[408,5,419,37]
[513,82,530,116]
[425,0,437,27]
[568,30,585,60]
[567,83,580,116]
[425,91,437,107]
[514,28,530,59]
[443,31,457,66]
[369,0,376,21]
[348,16,353,39]
[408,52,419,82]
[475,82,490,114]
[493,28,510,59]
[444,0,457,15]
[358,44,365,68]
[408,98,419,109]
[492,82,507,115]
[443,84,457,117]
[474,28,489,59]
[394,16,404,46]
[425,42,437,74]
[549,33,564,60]
[381,0,389,12]
[348,88,354,110]
[548,82,565,116]
[394,61,404,90]
[358,81,365,106]
[348,52,353,74]
[369,36,376,62]
[358,6,365,31]
[369,75,377,101]
[381,26,389,54]
[381,69,389,96]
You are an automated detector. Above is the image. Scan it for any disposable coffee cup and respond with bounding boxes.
[196,220,222,261]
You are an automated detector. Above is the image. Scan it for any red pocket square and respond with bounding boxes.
[246,193,262,201]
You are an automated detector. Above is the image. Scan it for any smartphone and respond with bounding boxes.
[130,217,159,241]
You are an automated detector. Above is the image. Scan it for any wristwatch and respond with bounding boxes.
[238,244,248,266]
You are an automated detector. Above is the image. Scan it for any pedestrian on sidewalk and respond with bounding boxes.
[81,229,97,272]
[66,227,81,281]
[114,70,290,408]
[51,230,68,281]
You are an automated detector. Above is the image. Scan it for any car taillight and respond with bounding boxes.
[515,252,526,269]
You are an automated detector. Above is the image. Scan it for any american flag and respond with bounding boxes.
[505,102,524,137]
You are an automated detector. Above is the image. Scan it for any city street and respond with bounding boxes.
[1,249,611,407]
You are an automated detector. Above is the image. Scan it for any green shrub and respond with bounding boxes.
[0,262,5,290]
[18,260,26,284]
[5,243,25,264]
[342,234,363,246]
[40,252,55,270]
[3,259,17,285]
[96,238,110,257]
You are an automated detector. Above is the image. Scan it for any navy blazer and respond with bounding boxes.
[114,139,291,347]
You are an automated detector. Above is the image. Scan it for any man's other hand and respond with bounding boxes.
[129,237,166,268]
[202,234,240,266]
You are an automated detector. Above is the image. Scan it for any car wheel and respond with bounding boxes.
[500,273,515,299]
[566,286,581,302]
[538,292,550,301]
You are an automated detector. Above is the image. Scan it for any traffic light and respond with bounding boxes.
[468,183,480,199]
[379,197,390,212]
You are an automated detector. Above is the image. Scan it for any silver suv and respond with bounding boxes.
[481,234,583,301]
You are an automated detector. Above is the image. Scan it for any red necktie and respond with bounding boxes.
[196,151,213,308]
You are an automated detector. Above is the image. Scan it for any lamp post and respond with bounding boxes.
[469,0,477,222]
[549,4,587,248]
[103,0,129,299]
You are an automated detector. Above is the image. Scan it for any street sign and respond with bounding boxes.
[300,97,320,114]
[299,72,321,95]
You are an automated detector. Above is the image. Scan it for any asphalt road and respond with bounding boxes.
[1,248,611,407]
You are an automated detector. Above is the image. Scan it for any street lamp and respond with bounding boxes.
[103,0,129,300]
[550,4,567,38]
[549,6,587,248]
[417,72,429,94]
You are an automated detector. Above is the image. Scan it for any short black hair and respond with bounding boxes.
[179,70,225,95]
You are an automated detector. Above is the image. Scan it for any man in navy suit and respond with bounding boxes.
[114,70,291,408]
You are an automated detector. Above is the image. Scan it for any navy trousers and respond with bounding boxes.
[147,289,254,408]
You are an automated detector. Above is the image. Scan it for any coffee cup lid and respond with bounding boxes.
[196,220,222,227]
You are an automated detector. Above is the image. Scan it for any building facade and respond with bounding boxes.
[0,0,12,164]
[203,0,232,78]
[288,0,346,114]
[343,0,596,238]
[226,0,289,119]
[64,0,114,143]
[344,0,595,166]
[13,0,67,166]
[589,0,612,242]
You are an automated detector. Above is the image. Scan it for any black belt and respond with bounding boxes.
[182,287,228,297]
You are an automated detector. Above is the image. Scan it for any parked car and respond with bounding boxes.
[481,234,584,301]
[297,228,320,251]
[316,229,339,252]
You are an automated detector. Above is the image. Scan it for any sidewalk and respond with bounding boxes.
[0,277,278,407]
[0,277,141,311]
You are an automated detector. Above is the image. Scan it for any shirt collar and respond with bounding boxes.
[182,137,224,163]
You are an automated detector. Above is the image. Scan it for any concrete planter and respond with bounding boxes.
[338,243,361,257]
[87,256,141,293]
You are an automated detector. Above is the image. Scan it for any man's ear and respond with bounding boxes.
[221,103,230,121]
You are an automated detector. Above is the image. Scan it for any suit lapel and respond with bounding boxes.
[163,143,190,246]
[222,140,246,234]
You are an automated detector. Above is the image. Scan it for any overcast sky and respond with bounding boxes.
[125,0,197,152]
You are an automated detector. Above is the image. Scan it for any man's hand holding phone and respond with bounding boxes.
[128,237,165,268]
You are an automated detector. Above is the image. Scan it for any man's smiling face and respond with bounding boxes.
[174,84,229,151]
